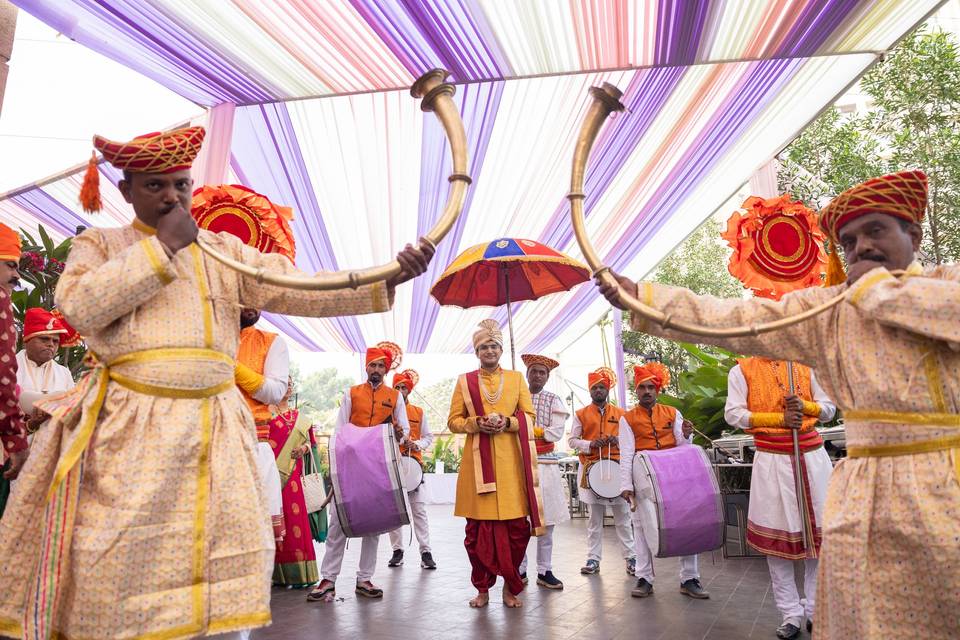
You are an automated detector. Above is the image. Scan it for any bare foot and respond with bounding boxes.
[469,592,489,608]
[503,590,523,608]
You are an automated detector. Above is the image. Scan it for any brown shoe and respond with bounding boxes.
[355,581,383,598]
[306,580,335,601]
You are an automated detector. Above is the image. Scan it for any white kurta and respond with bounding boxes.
[724,364,836,559]
[389,408,434,552]
[15,350,74,408]
[569,407,618,506]
[532,390,570,526]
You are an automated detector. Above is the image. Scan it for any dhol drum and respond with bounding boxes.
[586,458,622,501]
[399,455,424,491]
[330,423,412,537]
[632,445,724,558]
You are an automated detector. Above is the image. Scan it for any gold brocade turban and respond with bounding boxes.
[633,362,671,391]
[521,354,559,371]
[472,319,503,350]
[818,170,927,243]
[80,126,206,213]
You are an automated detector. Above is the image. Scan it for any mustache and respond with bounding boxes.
[858,252,886,262]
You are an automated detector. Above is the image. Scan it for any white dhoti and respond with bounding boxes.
[520,461,569,575]
[748,447,832,625]
[254,442,284,540]
[321,495,380,583]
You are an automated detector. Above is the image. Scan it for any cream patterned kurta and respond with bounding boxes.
[631,263,960,638]
[0,225,392,640]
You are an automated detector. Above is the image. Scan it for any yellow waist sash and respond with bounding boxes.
[47,348,235,500]
[845,409,960,459]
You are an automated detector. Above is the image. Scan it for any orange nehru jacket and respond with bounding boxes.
[349,383,400,426]
[739,358,820,435]
[402,404,424,462]
[622,404,678,451]
[236,327,277,437]
[575,403,625,465]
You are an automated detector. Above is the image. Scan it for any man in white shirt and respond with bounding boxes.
[619,362,706,599]
[724,358,836,640]
[386,369,436,570]
[16,308,75,434]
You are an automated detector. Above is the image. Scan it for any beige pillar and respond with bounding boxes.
[0,1,17,119]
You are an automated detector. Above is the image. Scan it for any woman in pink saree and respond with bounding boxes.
[269,381,319,587]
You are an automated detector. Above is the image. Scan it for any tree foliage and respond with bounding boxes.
[621,217,743,398]
[780,28,960,264]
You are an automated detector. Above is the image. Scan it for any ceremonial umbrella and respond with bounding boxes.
[431,238,590,368]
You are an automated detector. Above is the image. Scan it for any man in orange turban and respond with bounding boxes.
[310,341,410,602]
[0,223,27,485]
[0,129,434,640]
[597,170,960,637]
[569,367,634,578]
[619,362,706,600]
[386,368,437,571]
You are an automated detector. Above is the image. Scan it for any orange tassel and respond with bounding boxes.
[824,243,846,287]
[79,152,102,213]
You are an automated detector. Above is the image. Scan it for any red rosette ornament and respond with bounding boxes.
[721,195,827,300]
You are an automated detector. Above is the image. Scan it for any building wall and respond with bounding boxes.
[0,1,15,119]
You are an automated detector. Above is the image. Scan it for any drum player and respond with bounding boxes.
[619,362,709,600]
[308,343,410,602]
[387,368,437,570]
[569,368,636,577]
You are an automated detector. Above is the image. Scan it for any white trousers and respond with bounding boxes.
[586,502,634,562]
[632,511,699,583]
[767,556,818,626]
[388,488,431,553]
[320,496,379,583]
[212,631,250,640]
[519,525,554,575]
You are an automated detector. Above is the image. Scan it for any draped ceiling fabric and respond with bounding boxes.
[0,0,945,357]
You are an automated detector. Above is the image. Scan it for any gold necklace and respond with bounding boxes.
[480,369,504,405]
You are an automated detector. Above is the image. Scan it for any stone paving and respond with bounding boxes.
[253,505,793,640]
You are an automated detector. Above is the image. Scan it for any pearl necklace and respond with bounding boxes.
[480,369,505,405]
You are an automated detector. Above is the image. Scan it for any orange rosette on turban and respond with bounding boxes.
[588,366,617,390]
[191,184,296,263]
[722,194,827,300]
[633,362,670,391]
[366,341,403,372]
[392,369,419,392]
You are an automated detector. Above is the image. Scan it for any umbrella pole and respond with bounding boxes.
[504,271,516,369]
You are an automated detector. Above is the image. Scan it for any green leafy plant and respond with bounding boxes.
[11,225,87,378]
[656,343,741,446]
[423,436,462,473]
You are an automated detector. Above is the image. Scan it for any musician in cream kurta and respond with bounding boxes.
[0,126,432,640]
[598,171,959,638]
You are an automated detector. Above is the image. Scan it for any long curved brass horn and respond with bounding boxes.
[196,69,470,290]
[568,83,851,338]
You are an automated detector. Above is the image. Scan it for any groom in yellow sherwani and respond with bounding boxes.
[0,127,433,640]
[598,171,959,639]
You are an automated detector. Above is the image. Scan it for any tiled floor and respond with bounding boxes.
[254,505,787,640]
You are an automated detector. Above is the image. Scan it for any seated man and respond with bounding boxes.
[309,344,410,601]
[15,307,75,435]
[619,363,706,600]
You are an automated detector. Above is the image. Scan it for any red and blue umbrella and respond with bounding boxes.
[431,238,590,366]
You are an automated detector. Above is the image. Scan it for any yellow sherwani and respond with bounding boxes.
[0,225,392,640]
[447,368,535,521]
[632,262,960,638]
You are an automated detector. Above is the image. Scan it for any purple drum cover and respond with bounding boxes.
[643,446,723,557]
[331,423,410,538]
